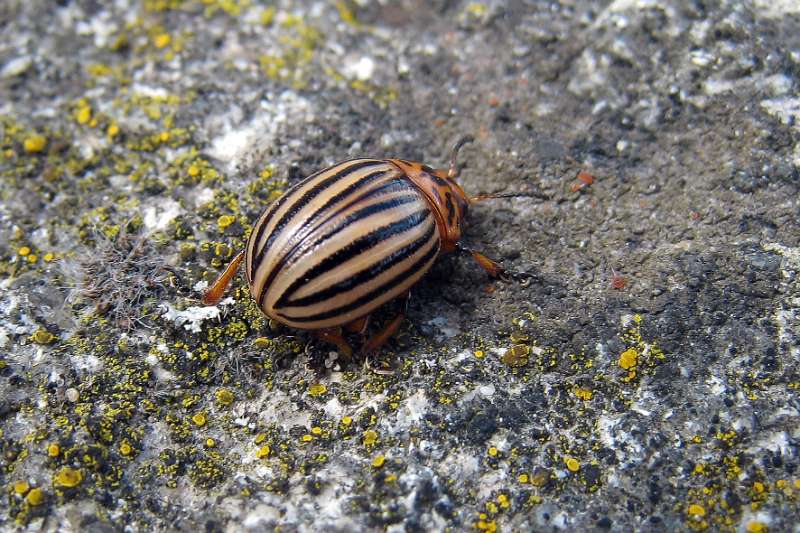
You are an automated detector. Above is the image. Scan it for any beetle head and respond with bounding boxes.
[388,137,473,252]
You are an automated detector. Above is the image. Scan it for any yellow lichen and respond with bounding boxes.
[371,455,385,468]
[518,473,529,484]
[43,252,56,262]
[18,246,31,256]
[119,441,132,456]
[107,123,120,138]
[14,480,30,494]
[502,344,530,366]
[301,434,313,442]
[31,329,56,345]
[23,134,47,153]
[259,165,274,179]
[746,521,767,533]
[308,383,327,397]
[474,350,485,359]
[205,438,216,448]
[497,493,510,509]
[619,348,638,370]
[341,416,352,427]
[256,445,270,459]
[191,412,207,427]
[687,504,706,517]
[260,6,275,25]
[253,337,272,349]
[54,467,83,488]
[47,443,60,457]
[487,447,498,457]
[86,63,112,76]
[574,387,593,401]
[475,512,497,532]
[336,1,360,27]
[362,429,378,447]
[153,33,172,49]
[75,104,92,125]
[564,456,580,472]
[466,2,488,17]
[26,487,44,506]
[215,388,234,406]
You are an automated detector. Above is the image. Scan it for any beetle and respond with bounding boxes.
[202,137,536,356]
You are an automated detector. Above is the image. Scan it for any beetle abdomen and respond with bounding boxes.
[246,159,441,330]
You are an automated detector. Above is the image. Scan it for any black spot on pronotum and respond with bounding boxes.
[445,192,455,226]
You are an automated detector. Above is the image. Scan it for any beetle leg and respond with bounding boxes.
[345,315,370,335]
[456,243,537,285]
[364,356,395,376]
[202,250,245,305]
[360,292,410,356]
[313,328,354,358]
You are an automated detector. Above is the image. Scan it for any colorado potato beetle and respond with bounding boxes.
[203,137,536,355]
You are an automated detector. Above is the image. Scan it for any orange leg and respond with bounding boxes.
[313,328,353,358]
[345,315,370,335]
[456,243,536,283]
[202,250,245,305]
[360,293,410,355]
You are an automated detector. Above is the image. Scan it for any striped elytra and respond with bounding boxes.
[245,159,441,330]
[203,137,534,356]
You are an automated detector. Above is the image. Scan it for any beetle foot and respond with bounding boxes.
[497,269,538,286]
[459,244,536,284]
[313,328,354,359]
[364,356,395,375]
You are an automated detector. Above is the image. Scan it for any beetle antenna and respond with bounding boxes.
[448,135,475,178]
[470,190,550,202]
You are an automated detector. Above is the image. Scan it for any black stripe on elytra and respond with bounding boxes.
[250,159,380,283]
[273,205,429,309]
[284,218,436,308]
[296,169,390,234]
[247,187,294,282]
[252,169,391,307]
[278,238,440,323]
[247,158,366,280]
[258,194,421,307]
[300,177,412,248]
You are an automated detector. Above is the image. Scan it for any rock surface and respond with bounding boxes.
[1,0,799,531]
